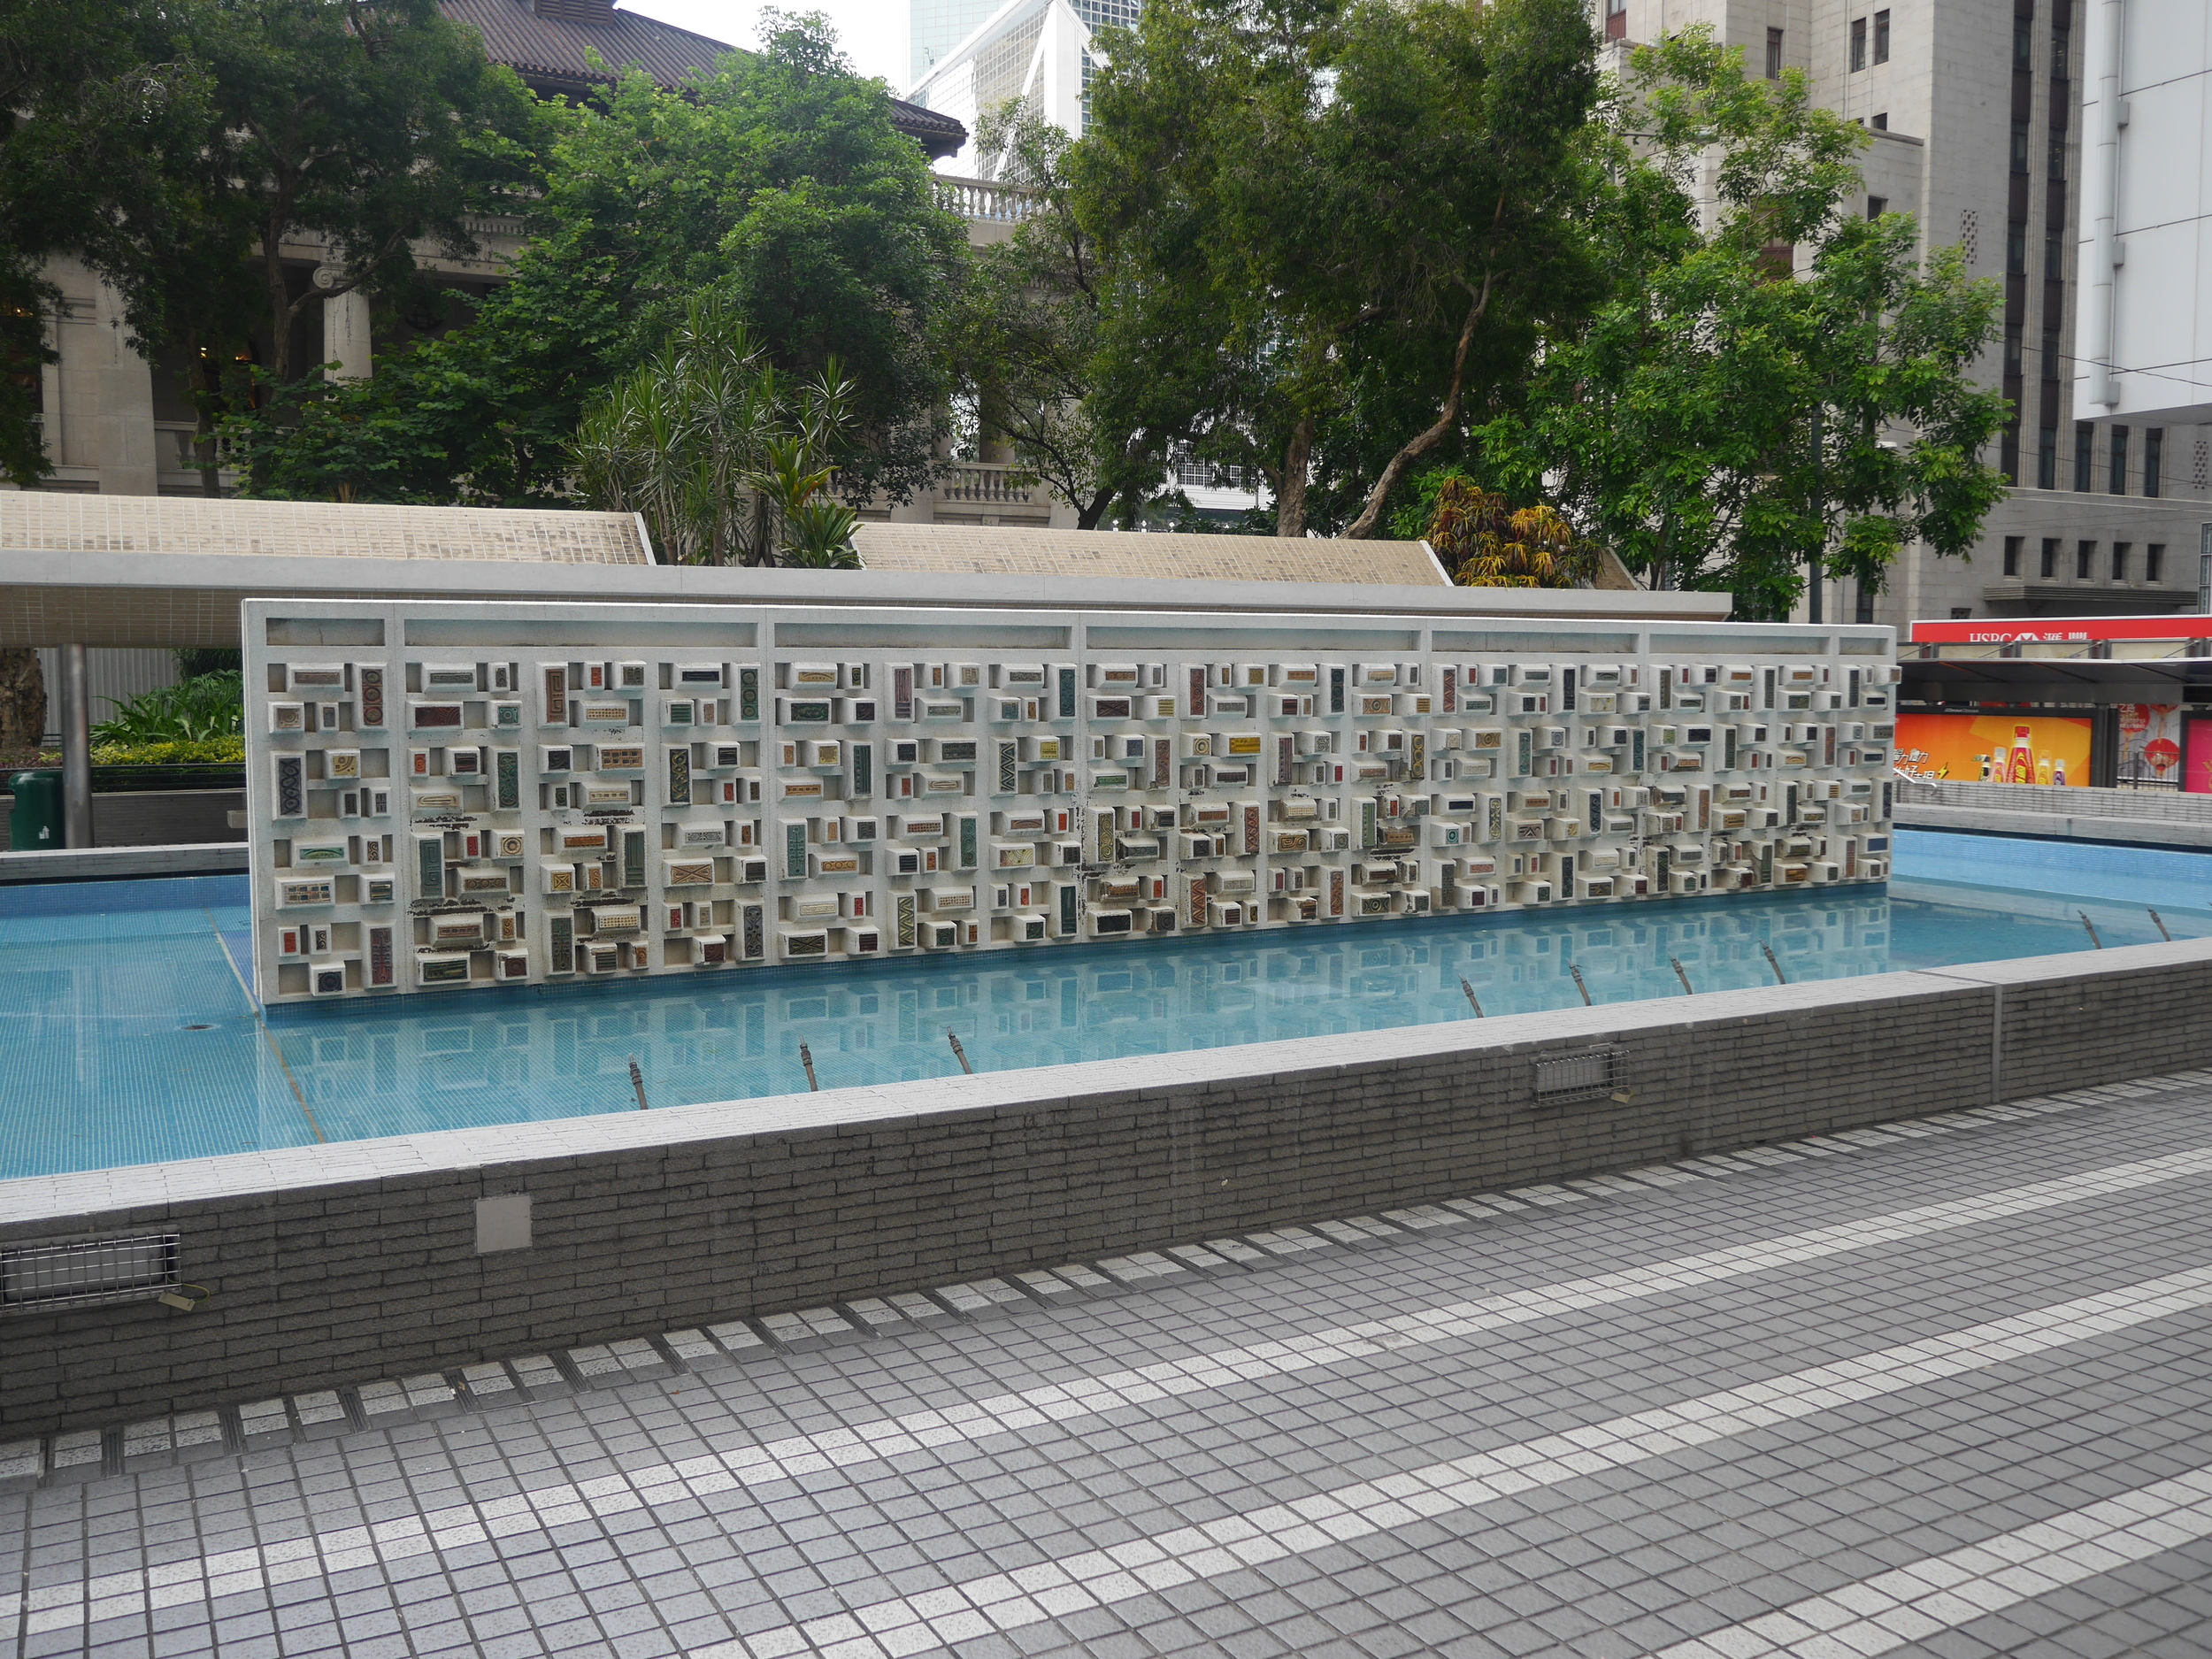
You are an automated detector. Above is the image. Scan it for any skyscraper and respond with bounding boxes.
[1601,0,2208,625]
[910,0,1006,93]
[907,0,1140,173]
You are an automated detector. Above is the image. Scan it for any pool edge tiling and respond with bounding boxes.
[5,928,2210,1439]
[8,829,2212,1181]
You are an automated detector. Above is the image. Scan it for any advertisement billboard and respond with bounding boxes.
[1894,712,2093,787]
[2116,703,2184,787]
[2185,719,2212,795]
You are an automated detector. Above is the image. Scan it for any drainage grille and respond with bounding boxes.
[1532,1048,1621,1105]
[1,1233,180,1312]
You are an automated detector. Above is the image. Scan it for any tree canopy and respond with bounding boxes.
[1479,32,2009,614]
[230,12,964,507]
[8,0,2009,605]
[1069,0,1607,537]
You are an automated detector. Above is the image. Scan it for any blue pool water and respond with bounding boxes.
[4,828,2209,1180]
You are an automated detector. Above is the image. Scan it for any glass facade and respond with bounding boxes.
[910,0,1005,90]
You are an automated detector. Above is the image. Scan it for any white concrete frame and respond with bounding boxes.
[242,598,1895,1005]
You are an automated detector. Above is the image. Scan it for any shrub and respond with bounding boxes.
[88,736,247,768]
[92,672,245,746]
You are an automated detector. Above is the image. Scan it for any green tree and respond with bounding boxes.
[571,291,857,566]
[233,12,963,507]
[1071,0,1606,537]
[0,0,241,487]
[193,0,540,387]
[1484,32,2010,617]
[950,102,1217,529]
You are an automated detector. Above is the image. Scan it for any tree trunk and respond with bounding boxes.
[1276,415,1314,538]
[266,244,296,385]
[1074,485,1115,530]
[1340,280,1491,541]
[0,648,47,756]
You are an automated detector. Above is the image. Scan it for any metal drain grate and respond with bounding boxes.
[1,1233,180,1312]
[1532,1048,1621,1105]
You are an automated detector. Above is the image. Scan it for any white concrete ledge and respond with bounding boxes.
[0,841,249,884]
[1897,802,2212,849]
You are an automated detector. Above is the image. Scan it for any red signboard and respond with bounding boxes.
[2187,719,2212,795]
[1909,615,2208,645]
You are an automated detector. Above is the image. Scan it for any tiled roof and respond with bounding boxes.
[439,0,966,156]
[851,524,1454,587]
[0,494,650,565]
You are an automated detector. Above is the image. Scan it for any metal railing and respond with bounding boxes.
[934,174,1041,224]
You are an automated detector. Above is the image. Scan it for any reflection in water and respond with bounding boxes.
[6,857,2205,1179]
[265,875,2202,1142]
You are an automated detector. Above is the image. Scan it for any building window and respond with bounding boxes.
[2008,224,2028,274]
[2014,18,2033,68]
[1765,26,1783,77]
[2003,535,2023,576]
[2110,425,2130,493]
[2077,540,2096,579]
[2147,543,2164,582]
[1867,195,1887,219]
[2053,21,2070,72]
[2041,326,2062,380]
[2038,428,2058,488]
[2004,326,2023,375]
[2075,423,2095,491]
[2048,137,2067,181]
[1951,607,1974,618]
[2045,224,2066,280]
[2146,428,2163,497]
[1851,18,1867,71]
[1855,585,1875,624]
[2112,541,2131,582]
[2011,121,2032,173]
[1870,111,1888,130]
[1873,10,1891,63]
[2040,538,2060,579]
[2001,425,2020,482]
[1606,0,1626,39]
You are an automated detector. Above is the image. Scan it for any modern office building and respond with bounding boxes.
[1599,0,2212,626]
[911,0,1007,92]
[2071,0,2212,597]
[905,0,1138,173]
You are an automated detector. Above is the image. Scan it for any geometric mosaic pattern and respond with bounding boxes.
[244,600,1896,1003]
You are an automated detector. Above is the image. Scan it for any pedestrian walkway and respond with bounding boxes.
[7,1078,2212,1658]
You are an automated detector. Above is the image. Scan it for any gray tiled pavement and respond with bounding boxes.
[10,1081,2212,1657]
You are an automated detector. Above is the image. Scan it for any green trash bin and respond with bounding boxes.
[9,769,63,851]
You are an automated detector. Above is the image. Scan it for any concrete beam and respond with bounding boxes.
[0,548,1752,649]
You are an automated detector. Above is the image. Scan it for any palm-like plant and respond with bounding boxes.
[1426,480,1603,589]
[572,293,859,567]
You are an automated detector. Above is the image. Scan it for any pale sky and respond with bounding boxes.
[623,0,913,95]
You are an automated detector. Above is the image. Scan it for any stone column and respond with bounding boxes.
[91,278,158,495]
[58,644,92,848]
[317,271,373,380]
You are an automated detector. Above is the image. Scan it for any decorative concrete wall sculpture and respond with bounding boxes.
[243,600,1897,1004]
